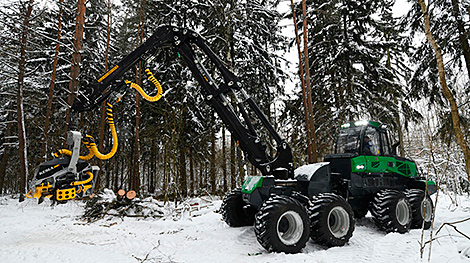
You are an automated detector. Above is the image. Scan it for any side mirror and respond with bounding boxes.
[391,141,400,155]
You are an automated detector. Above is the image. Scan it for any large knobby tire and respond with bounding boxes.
[405,189,433,229]
[370,190,412,233]
[254,195,310,253]
[309,193,355,247]
[221,188,256,227]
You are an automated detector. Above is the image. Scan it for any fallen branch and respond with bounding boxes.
[420,217,470,250]
[435,217,470,240]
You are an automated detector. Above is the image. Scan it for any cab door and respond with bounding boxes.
[382,129,417,177]
[363,126,386,173]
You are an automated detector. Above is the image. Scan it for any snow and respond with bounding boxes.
[1,192,470,263]
[393,0,412,18]
[294,162,329,180]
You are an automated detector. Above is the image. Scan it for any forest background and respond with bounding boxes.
[1,0,469,200]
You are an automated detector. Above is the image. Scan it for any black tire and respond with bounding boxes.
[221,188,255,227]
[370,190,412,233]
[309,193,355,247]
[405,189,433,229]
[254,195,310,253]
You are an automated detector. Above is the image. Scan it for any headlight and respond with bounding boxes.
[356,164,365,170]
[354,120,369,127]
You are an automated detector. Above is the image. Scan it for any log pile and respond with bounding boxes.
[82,189,165,222]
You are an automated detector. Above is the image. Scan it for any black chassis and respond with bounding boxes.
[242,155,436,212]
[325,153,437,212]
[242,163,332,209]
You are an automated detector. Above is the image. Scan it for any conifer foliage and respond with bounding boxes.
[0,0,469,197]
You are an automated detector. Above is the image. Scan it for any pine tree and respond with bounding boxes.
[43,0,65,162]
[285,0,414,159]
[64,0,86,134]
[401,0,470,182]
[0,0,60,193]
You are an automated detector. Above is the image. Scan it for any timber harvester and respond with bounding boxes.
[24,26,436,253]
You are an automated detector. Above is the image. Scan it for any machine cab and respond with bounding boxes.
[335,120,392,157]
[326,120,417,178]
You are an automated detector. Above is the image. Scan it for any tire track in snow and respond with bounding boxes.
[312,218,420,263]
[306,217,382,263]
[343,218,420,263]
[236,227,257,245]
[3,225,124,262]
[368,232,420,263]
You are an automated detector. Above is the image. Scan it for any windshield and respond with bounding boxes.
[335,127,362,154]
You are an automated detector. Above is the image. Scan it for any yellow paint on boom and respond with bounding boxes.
[98,65,119,82]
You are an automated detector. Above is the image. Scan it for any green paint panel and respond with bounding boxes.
[351,156,417,177]
[241,176,264,194]
[424,180,436,186]
[368,121,380,128]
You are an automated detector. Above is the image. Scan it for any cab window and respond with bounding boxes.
[381,130,390,155]
[363,127,380,155]
[335,127,361,154]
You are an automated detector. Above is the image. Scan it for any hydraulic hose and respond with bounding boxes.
[71,171,93,186]
[84,102,118,160]
[54,149,94,161]
[125,68,163,102]
[55,102,118,161]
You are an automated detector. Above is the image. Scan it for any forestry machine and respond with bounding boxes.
[26,26,437,253]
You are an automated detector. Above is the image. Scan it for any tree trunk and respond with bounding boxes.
[113,150,120,191]
[97,0,113,189]
[163,142,169,200]
[394,101,405,156]
[237,146,245,186]
[418,0,470,180]
[222,127,227,193]
[189,149,194,196]
[199,161,204,194]
[291,0,314,163]
[0,111,13,194]
[17,0,34,194]
[223,24,239,190]
[302,0,317,163]
[386,43,405,156]
[180,104,188,197]
[149,138,156,194]
[104,144,110,187]
[119,155,123,190]
[178,146,187,197]
[43,0,64,161]
[131,0,145,192]
[131,74,141,192]
[210,113,216,195]
[0,146,10,195]
[64,0,86,134]
[230,137,236,189]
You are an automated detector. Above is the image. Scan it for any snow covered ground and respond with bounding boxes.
[1,192,469,263]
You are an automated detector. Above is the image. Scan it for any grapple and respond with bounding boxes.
[26,131,99,203]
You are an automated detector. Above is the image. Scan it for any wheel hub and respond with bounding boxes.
[396,199,410,225]
[328,206,350,238]
[421,198,432,221]
[277,211,304,246]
